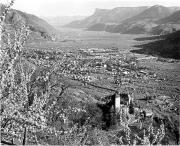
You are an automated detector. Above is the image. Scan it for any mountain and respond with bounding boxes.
[67,5,180,35]
[150,24,180,35]
[105,21,157,34]
[107,5,180,34]
[131,30,180,59]
[42,16,86,28]
[151,10,180,35]
[122,5,173,23]
[157,10,180,24]
[65,7,148,28]
[0,4,56,39]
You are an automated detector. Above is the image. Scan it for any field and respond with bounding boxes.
[27,28,180,98]
[27,27,142,52]
[1,27,180,145]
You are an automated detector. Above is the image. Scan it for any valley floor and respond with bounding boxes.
[18,28,179,145]
[27,28,180,98]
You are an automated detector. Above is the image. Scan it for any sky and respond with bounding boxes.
[1,0,180,17]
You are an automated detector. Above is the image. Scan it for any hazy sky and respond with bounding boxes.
[1,0,180,17]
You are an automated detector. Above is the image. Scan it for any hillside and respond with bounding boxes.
[152,10,180,35]
[150,24,180,35]
[122,5,173,23]
[107,5,180,34]
[86,23,106,31]
[109,21,157,34]
[0,4,56,39]
[65,7,148,28]
[131,30,180,59]
[67,5,180,35]
[157,10,180,24]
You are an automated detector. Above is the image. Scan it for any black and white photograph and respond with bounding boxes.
[0,0,180,145]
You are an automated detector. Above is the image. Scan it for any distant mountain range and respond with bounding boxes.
[65,7,148,28]
[42,16,86,28]
[0,4,56,39]
[65,5,180,35]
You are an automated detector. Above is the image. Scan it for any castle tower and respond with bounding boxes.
[115,93,121,113]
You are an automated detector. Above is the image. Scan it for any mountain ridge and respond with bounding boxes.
[109,5,177,34]
[65,6,148,28]
[121,5,173,24]
[65,5,180,35]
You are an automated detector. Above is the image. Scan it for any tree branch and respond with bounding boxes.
[1,140,15,145]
